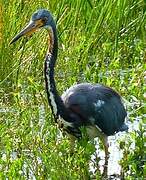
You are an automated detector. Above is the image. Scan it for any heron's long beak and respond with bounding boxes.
[10,19,44,44]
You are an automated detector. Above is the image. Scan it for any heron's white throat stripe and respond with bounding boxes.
[46,54,58,116]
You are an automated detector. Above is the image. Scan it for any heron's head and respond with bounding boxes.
[10,9,55,44]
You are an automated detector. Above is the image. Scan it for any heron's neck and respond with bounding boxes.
[44,25,68,121]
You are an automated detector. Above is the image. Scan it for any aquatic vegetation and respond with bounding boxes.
[0,0,145,179]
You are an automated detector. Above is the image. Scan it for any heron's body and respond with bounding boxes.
[10,9,128,175]
[62,83,127,137]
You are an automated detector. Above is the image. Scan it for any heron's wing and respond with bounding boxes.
[62,83,127,135]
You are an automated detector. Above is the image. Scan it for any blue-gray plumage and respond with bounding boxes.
[10,9,128,175]
[62,83,128,136]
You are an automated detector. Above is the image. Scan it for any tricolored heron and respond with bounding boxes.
[10,9,128,173]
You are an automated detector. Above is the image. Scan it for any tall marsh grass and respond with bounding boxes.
[0,0,146,179]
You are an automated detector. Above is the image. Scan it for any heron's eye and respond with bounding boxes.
[42,17,47,24]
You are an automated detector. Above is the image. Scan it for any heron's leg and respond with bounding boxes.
[91,127,109,166]
[87,126,109,176]
[68,134,76,154]
[101,134,109,176]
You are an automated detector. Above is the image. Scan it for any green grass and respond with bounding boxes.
[0,0,146,179]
